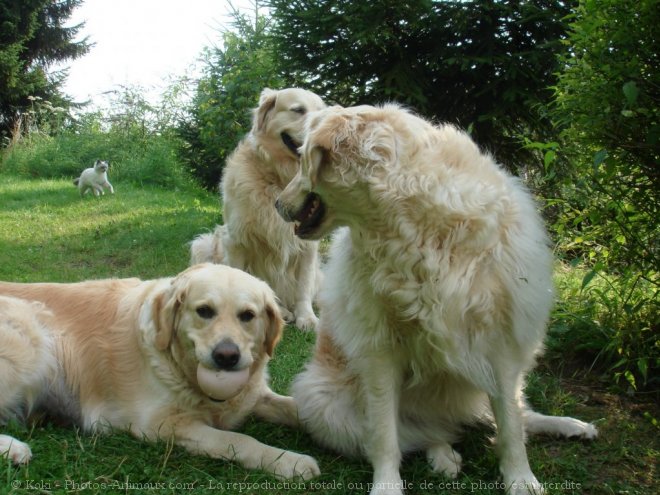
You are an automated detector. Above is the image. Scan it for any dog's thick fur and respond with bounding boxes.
[275,104,597,494]
[73,160,114,196]
[190,88,326,331]
[0,264,319,479]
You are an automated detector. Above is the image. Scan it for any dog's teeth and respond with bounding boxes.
[307,198,320,219]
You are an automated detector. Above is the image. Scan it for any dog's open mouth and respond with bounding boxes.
[293,192,326,238]
[281,132,300,156]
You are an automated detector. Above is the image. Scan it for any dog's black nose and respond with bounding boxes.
[212,340,241,370]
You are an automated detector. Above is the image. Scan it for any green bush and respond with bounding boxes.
[178,9,283,190]
[550,262,659,392]
[1,86,195,191]
[539,0,660,392]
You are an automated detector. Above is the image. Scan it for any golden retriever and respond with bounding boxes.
[0,264,319,480]
[190,88,326,331]
[275,104,597,494]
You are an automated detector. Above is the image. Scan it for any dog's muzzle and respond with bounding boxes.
[282,193,326,238]
[280,132,301,157]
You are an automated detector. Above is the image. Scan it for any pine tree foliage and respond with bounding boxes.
[0,0,89,140]
[268,0,573,170]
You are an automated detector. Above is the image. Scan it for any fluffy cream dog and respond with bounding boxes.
[275,104,597,494]
[0,264,319,480]
[190,88,326,331]
[73,159,114,196]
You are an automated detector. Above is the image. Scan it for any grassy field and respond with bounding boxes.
[0,173,657,495]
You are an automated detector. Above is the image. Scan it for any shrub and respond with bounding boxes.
[550,262,659,392]
[178,8,283,190]
[539,0,659,392]
[1,87,194,191]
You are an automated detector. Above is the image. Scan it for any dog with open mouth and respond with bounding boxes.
[190,88,326,331]
[0,263,319,480]
[275,104,597,495]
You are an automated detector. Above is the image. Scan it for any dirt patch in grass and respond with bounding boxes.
[558,376,659,495]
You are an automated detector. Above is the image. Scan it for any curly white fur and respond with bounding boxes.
[277,104,598,495]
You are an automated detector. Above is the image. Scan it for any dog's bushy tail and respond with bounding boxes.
[291,357,365,458]
[189,225,226,265]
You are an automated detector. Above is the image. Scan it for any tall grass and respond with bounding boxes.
[1,130,193,191]
[549,263,659,392]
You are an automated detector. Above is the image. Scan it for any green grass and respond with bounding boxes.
[0,175,217,281]
[1,173,658,495]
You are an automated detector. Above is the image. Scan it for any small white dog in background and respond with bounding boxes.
[73,160,114,196]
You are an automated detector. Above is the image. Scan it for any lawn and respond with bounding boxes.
[0,174,657,495]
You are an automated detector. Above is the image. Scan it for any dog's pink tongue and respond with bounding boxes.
[196,365,249,401]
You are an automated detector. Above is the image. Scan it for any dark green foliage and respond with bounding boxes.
[543,0,659,391]
[178,9,283,190]
[553,0,659,187]
[550,0,659,275]
[267,0,573,171]
[0,0,89,141]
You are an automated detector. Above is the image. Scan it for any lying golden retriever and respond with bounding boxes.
[0,264,319,480]
[275,104,597,494]
[191,88,326,331]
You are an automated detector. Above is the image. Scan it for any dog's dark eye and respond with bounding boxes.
[238,310,255,322]
[290,106,306,115]
[196,305,216,319]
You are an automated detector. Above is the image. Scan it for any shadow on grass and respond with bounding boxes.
[0,178,79,209]
[0,177,220,281]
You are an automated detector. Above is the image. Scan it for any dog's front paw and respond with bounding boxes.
[267,451,320,480]
[427,443,462,478]
[0,435,32,465]
[369,480,405,495]
[295,312,319,332]
[505,475,545,495]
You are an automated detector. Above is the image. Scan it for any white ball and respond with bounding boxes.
[196,364,250,401]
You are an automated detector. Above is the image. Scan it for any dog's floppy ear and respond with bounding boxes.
[307,108,349,150]
[309,109,398,181]
[301,143,328,190]
[254,88,277,132]
[359,119,398,167]
[300,109,349,187]
[263,297,284,357]
[152,277,188,351]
